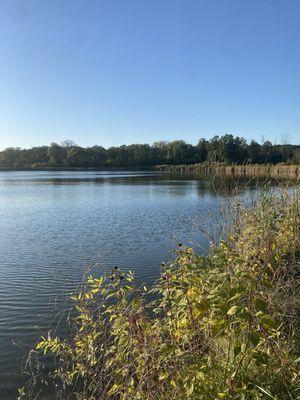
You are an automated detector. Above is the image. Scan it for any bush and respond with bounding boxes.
[21,189,300,399]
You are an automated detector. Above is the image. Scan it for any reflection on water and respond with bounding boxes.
[0,170,277,399]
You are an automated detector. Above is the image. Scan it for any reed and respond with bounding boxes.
[156,163,300,180]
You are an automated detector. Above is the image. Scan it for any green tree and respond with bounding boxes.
[47,143,67,166]
[196,138,208,162]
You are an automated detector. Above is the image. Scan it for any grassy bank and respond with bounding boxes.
[156,163,300,180]
[21,188,300,399]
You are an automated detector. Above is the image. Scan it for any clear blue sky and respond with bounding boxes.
[0,0,299,149]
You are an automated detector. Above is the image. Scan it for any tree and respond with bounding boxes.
[248,140,262,163]
[165,141,195,164]
[207,136,222,162]
[0,135,299,169]
[47,143,67,166]
[61,140,77,148]
[196,138,208,163]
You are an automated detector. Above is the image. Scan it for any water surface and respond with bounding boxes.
[0,170,263,399]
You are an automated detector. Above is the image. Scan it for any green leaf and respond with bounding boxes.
[254,385,277,399]
[234,344,241,357]
[186,379,194,396]
[227,305,238,315]
[161,344,174,355]
[253,297,267,312]
[261,315,276,330]
[159,372,168,381]
[249,332,261,346]
[253,350,269,365]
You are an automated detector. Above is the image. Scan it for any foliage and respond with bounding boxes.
[1,135,300,168]
[22,189,300,399]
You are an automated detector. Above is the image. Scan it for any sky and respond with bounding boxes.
[0,0,299,149]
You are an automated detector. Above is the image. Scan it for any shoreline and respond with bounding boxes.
[0,163,299,180]
[0,166,154,172]
[155,163,300,179]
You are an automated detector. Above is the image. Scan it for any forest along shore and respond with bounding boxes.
[156,163,300,180]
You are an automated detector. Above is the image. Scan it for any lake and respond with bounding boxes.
[0,170,270,399]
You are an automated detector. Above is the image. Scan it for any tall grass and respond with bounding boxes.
[20,188,300,399]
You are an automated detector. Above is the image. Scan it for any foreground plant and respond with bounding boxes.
[22,189,300,399]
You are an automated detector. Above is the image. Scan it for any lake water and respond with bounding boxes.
[0,170,267,399]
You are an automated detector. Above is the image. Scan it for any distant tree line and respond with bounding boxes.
[0,135,299,168]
